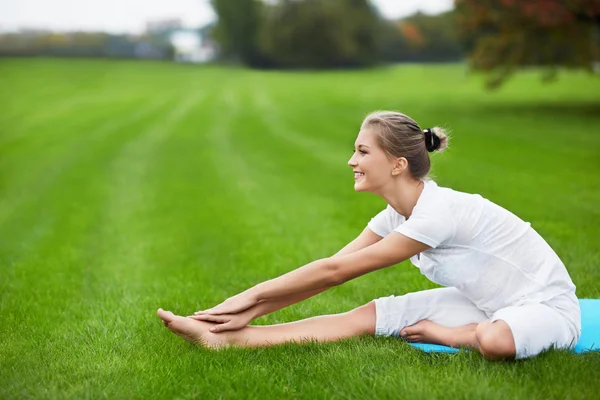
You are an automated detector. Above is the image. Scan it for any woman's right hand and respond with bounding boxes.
[187,306,256,333]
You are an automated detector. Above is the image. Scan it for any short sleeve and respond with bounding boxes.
[393,203,456,248]
[367,205,405,238]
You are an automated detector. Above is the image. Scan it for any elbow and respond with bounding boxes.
[324,257,346,287]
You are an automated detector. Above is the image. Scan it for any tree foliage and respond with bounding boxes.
[0,31,173,59]
[455,0,600,88]
[258,0,380,68]
[210,0,265,66]
[209,0,462,69]
[210,0,384,69]
[379,11,464,63]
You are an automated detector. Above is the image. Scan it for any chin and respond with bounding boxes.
[354,183,367,192]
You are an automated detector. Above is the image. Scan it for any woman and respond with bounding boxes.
[157,111,581,360]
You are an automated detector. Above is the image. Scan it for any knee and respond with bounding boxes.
[349,301,376,319]
[476,320,516,361]
[347,301,377,336]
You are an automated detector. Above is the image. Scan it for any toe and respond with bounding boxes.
[401,320,427,338]
[406,335,421,343]
[401,327,415,338]
[157,308,176,323]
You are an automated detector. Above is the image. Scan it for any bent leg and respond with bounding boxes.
[401,319,516,360]
[374,288,488,346]
[487,300,577,360]
[475,320,516,360]
[373,288,489,337]
[158,302,376,349]
[398,299,577,361]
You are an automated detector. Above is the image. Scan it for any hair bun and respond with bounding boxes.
[423,129,439,152]
[423,127,449,153]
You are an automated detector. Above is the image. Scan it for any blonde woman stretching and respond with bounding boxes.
[158,111,581,360]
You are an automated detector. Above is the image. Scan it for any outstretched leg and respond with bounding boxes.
[158,302,376,349]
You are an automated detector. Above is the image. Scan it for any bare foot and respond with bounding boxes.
[157,308,231,349]
[400,320,476,348]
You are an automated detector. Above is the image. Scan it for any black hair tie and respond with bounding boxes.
[423,128,440,152]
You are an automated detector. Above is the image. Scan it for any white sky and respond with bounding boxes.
[0,0,454,34]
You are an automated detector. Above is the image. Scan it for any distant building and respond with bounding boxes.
[146,19,183,35]
[169,24,217,64]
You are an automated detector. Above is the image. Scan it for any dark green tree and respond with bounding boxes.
[210,0,265,66]
[258,0,381,69]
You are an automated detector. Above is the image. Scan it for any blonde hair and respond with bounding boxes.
[361,111,449,180]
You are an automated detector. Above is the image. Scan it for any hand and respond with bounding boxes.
[195,290,259,316]
[187,307,255,333]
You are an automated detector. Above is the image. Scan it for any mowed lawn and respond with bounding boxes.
[1,58,599,399]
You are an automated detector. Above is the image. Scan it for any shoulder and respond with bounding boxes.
[373,203,407,223]
[418,180,485,214]
[394,180,459,247]
[412,180,454,216]
[367,204,406,238]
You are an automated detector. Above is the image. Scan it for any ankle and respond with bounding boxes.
[214,329,242,347]
[450,328,477,348]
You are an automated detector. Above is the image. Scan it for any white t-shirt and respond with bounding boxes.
[367,180,576,314]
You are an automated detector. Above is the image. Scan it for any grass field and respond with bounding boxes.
[1,58,599,399]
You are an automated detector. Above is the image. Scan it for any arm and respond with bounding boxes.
[247,227,384,319]
[249,231,428,302]
[198,230,427,315]
[192,231,428,332]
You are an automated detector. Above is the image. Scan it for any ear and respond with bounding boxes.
[391,157,408,176]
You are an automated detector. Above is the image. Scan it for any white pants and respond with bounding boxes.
[373,288,581,359]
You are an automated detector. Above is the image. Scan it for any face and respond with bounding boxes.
[348,128,400,193]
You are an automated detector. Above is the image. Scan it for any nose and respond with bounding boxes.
[348,153,357,167]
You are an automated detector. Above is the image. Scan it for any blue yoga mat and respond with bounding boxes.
[409,299,600,354]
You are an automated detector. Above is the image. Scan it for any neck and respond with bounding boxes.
[377,177,424,218]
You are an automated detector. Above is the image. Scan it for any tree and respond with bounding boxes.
[455,0,600,88]
[378,11,464,63]
[258,0,381,69]
[209,0,381,69]
[260,0,378,68]
[210,0,265,67]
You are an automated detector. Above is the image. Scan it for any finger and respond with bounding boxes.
[187,314,230,323]
[188,314,210,321]
[210,322,231,333]
[201,309,226,315]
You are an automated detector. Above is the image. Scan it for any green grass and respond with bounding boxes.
[1,58,599,399]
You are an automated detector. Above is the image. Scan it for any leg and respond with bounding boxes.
[401,299,579,361]
[374,288,489,344]
[475,320,516,360]
[374,288,517,357]
[400,318,516,360]
[158,302,376,348]
[484,300,578,360]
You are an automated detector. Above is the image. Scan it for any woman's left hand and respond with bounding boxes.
[194,291,259,316]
